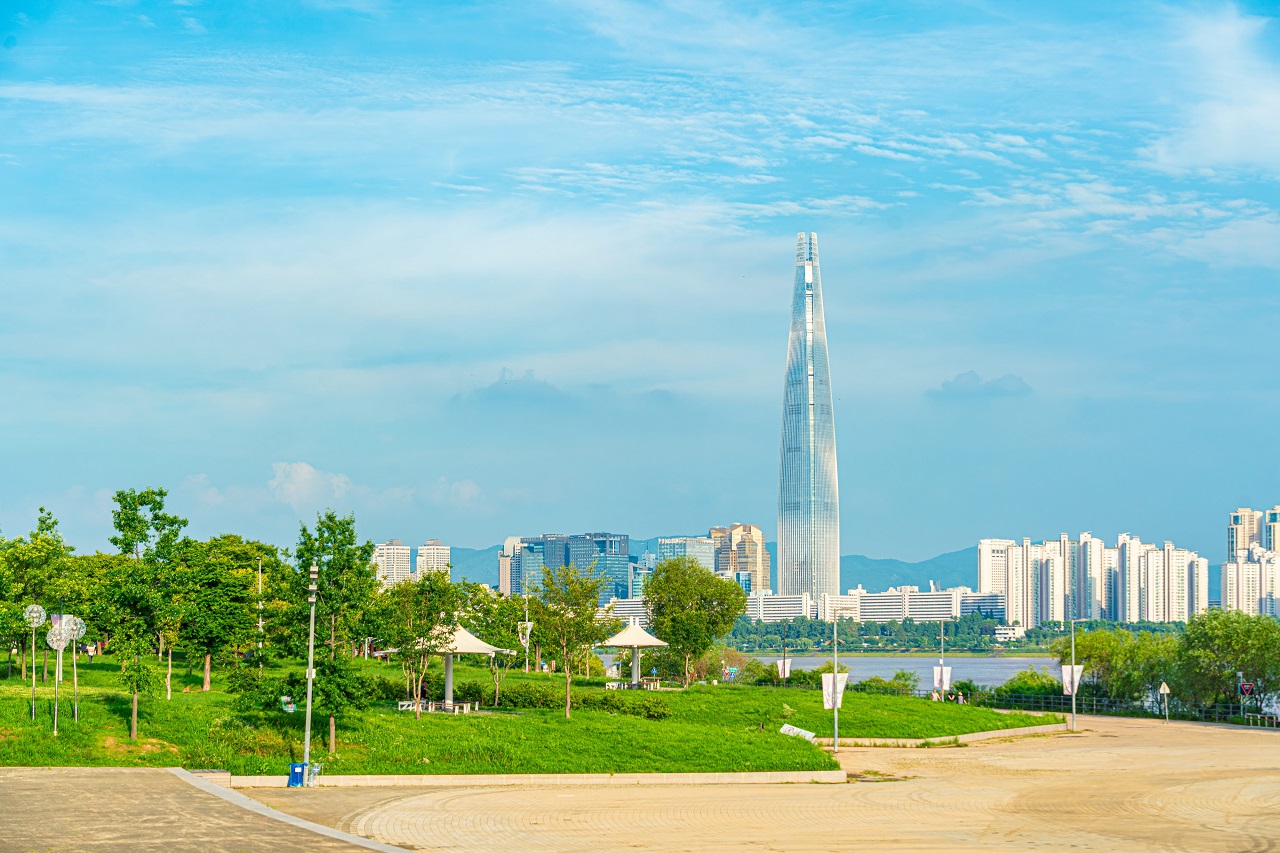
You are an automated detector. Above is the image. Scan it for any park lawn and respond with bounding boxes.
[0,658,1053,776]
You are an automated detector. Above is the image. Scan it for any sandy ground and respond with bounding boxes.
[246,715,1280,852]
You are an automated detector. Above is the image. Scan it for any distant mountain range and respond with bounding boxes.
[448,539,978,594]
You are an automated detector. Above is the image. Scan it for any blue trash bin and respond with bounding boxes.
[288,763,307,788]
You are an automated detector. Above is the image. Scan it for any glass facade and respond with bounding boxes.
[777,232,840,601]
[514,532,630,604]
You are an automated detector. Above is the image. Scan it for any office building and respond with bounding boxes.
[601,597,650,628]
[512,532,630,604]
[745,591,815,623]
[415,539,450,577]
[815,586,1006,623]
[778,232,840,602]
[709,523,772,594]
[657,537,717,572]
[498,536,521,596]
[373,539,412,587]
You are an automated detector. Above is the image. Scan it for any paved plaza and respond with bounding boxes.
[2,716,1278,852]
[248,716,1280,852]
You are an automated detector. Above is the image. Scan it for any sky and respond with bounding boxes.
[2,0,1279,563]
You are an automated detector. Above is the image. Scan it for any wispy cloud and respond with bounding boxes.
[927,371,1033,401]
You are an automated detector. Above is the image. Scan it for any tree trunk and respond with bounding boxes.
[166,649,172,700]
[203,653,212,691]
[685,653,692,687]
[328,715,336,754]
[157,633,164,661]
[130,691,139,741]
[43,648,48,683]
[20,643,26,681]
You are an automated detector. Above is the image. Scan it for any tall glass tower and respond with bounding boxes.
[778,232,839,601]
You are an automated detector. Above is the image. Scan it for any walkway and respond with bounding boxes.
[247,716,1280,852]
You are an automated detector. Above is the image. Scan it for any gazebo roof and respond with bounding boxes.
[442,625,514,655]
[603,623,667,649]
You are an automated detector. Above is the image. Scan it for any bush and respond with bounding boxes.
[994,666,1063,697]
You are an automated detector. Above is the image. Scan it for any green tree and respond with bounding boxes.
[1176,609,1280,708]
[537,561,609,719]
[283,656,373,754]
[646,556,747,686]
[0,508,74,680]
[382,571,459,720]
[461,585,523,706]
[108,488,189,660]
[182,536,258,691]
[291,511,380,744]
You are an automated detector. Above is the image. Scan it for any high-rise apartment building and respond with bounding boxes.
[778,232,840,602]
[415,539,450,578]
[498,536,520,596]
[709,523,772,593]
[1222,544,1278,616]
[373,539,412,587]
[1228,508,1263,560]
[656,537,717,572]
[978,533,1204,626]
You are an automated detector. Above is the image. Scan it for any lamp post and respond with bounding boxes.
[1069,618,1087,732]
[46,616,71,737]
[70,617,86,723]
[831,617,839,754]
[302,564,319,778]
[257,556,264,672]
[23,605,46,722]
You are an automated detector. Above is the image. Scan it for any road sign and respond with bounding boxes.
[1240,682,1255,697]
[1158,682,1171,695]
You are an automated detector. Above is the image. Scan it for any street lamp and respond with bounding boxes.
[23,605,46,722]
[69,617,86,723]
[302,564,319,780]
[1068,618,1087,732]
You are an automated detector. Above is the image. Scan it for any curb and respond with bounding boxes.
[170,767,415,852]
[814,721,1067,747]
[227,769,848,788]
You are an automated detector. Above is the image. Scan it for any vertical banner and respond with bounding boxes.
[777,658,792,679]
[934,666,953,690]
[1061,664,1083,696]
[822,672,849,710]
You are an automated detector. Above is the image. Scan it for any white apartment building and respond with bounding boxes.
[1221,506,1280,617]
[978,533,1206,626]
[815,586,1006,623]
[600,597,650,628]
[373,539,412,587]
[745,591,814,623]
[416,539,451,578]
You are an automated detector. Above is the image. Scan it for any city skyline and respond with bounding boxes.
[3,2,1280,564]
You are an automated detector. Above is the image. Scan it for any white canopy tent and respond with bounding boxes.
[603,622,667,687]
[440,625,514,707]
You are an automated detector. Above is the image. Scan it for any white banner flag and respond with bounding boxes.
[822,672,849,710]
[933,666,953,691]
[1061,664,1084,696]
[777,658,792,679]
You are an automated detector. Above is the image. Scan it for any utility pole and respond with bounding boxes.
[302,564,318,778]
[1070,619,1082,732]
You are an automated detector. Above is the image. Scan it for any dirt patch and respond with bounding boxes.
[103,735,179,756]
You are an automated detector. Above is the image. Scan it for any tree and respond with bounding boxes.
[182,537,257,691]
[0,508,75,680]
[382,571,458,720]
[646,556,747,686]
[1177,609,1280,708]
[108,488,189,660]
[461,584,523,706]
[283,656,373,754]
[536,561,609,719]
[291,511,380,745]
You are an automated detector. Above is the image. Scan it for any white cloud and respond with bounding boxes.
[268,462,353,514]
[1147,8,1280,175]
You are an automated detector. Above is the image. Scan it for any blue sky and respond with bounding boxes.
[2,1,1279,562]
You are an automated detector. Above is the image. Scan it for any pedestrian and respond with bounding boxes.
[947,691,956,703]
[957,691,965,705]
[931,689,940,702]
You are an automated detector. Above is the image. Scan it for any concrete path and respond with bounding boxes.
[247,716,1280,852]
[0,767,383,852]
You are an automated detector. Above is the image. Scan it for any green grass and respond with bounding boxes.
[0,656,1054,776]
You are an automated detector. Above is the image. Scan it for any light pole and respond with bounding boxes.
[257,556,264,673]
[1069,618,1087,732]
[70,617,86,723]
[24,605,46,722]
[831,617,839,754]
[302,564,318,778]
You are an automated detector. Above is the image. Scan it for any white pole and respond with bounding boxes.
[257,557,264,671]
[832,618,839,754]
[302,564,318,773]
[1070,619,1078,732]
[30,626,37,721]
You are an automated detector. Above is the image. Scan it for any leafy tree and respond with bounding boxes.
[290,511,379,743]
[108,488,189,660]
[382,571,459,719]
[460,584,523,706]
[0,508,74,680]
[182,536,257,691]
[1176,609,1280,708]
[283,656,373,754]
[536,561,609,719]
[646,556,747,686]
[994,665,1063,697]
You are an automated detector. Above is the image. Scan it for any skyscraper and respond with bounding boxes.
[778,232,840,601]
